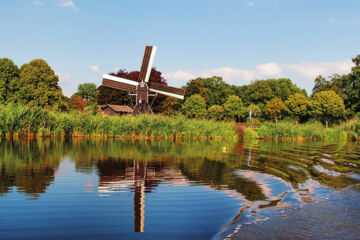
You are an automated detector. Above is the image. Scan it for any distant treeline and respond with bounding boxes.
[0,55,359,127]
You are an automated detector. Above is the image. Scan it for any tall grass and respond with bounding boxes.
[0,104,237,139]
[340,118,360,141]
[255,122,348,141]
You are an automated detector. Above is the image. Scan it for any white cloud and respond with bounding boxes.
[164,62,283,87]
[58,0,79,12]
[57,72,71,83]
[256,62,282,76]
[287,60,353,79]
[33,1,45,5]
[247,2,255,7]
[88,65,100,73]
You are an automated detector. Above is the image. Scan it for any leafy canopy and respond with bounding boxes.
[17,59,63,108]
[223,95,246,121]
[181,94,207,118]
[77,83,98,104]
[311,90,346,123]
[0,58,19,104]
[285,93,311,121]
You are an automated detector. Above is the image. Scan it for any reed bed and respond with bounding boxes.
[254,122,349,141]
[0,104,237,139]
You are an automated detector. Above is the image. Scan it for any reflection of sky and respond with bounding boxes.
[234,170,292,200]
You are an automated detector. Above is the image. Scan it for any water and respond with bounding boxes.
[0,139,359,239]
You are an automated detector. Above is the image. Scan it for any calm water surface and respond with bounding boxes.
[0,139,359,239]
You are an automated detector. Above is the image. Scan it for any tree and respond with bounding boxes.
[160,97,181,116]
[223,95,246,121]
[285,93,311,123]
[311,90,346,127]
[0,58,19,104]
[181,94,207,118]
[77,83,98,104]
[184,76,233,107]
[247,104,261,122]
[339,55,360,115]
[69,95,85,110]
[312,75,345,99]
[239,78,306,115]
[207,105,224,120]
[265,97,286,124]
[16,59,63,108]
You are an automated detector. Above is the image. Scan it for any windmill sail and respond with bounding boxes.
[138,46,157,83]
[102,74,137,92]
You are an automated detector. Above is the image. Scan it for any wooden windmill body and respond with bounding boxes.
[102,46,184,115]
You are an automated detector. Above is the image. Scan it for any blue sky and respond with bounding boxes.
[0,0,359,96]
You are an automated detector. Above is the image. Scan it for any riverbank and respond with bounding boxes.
[0,104,359,141]
[242,120,360,141]
[0,104,236,139]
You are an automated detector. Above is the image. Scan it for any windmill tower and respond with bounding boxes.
[102,46,184,115]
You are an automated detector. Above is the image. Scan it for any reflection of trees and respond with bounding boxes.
[0,139,61,198]
[179,158,267,201]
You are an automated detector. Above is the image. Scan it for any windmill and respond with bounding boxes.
[102,46,184,115]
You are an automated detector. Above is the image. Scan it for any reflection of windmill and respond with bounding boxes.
[96,160,188,232]
[102,46,184,115]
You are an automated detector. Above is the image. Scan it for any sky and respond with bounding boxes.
[0,0,359,96]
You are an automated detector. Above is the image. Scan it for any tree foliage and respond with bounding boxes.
[247,104,261,118]
[77,83,98,104]
[311,90,346,126]
[285,93,311,122]
[207,105,224,120]
[240,78,307,108]
[181,94,207,118]
[16,59,63,108]
[265,97,287,123]
[160,97,181,116]
[69,96,85,110]
[184,76,233,106]
[223,95,246,121]
[0,58,19,104]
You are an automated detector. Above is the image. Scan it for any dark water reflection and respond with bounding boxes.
[0,139,359,239]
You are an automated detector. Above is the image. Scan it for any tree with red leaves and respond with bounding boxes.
[69,95,85,110]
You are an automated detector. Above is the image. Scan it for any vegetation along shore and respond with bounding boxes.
[0,54,359,140]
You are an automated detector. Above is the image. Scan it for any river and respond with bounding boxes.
[0,139,359,239]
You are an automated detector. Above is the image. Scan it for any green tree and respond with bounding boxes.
[184,76,233,107]
[340,55,360,115]
[77,83,98,104]
[311,90,346,127]
[247,104,261,122]
[265,97,286,124]
[285,93,311,123]
[223,95,246,121]
[0,58,19,104]
[207,105,224,120]
[16,59,63,108]
[181,94,207,118]
[239,78,306,114]
[160,97,181,116]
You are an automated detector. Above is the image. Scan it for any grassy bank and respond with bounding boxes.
[0,104,236,139]
[242,121,360,141]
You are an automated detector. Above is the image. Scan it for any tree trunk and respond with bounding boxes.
[325,120,328,128]
[275,116,278,124]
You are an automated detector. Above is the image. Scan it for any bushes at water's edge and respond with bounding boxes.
[0,104,237,139]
